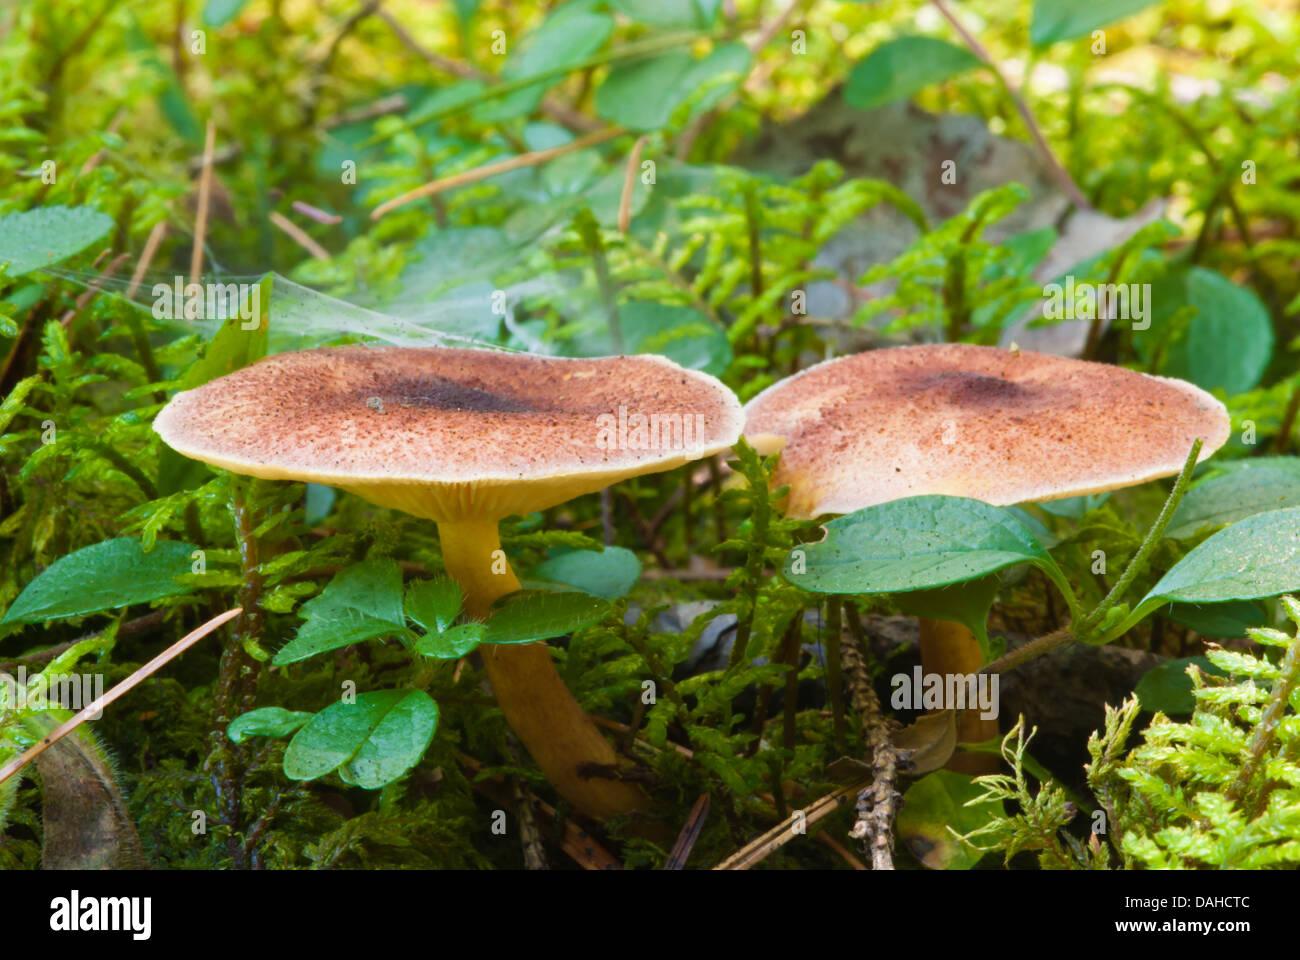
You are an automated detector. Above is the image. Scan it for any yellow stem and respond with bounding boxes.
[918,617,1000,775]
[437,519,647,820]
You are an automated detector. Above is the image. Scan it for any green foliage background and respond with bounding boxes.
[0,0,1297,870]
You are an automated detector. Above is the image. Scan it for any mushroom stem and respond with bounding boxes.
[436,519,647,821]
[917,618,1000,775]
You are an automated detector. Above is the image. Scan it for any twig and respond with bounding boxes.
[505,735,549,870]
[457,753,622,869]
[291,200,343,225]
[714,781,866,869]
[0,608,242,786]
[126,220,168,300]
[841,637,898,870]
[931,0,1091,211]
[370,126,623,219]
[190,119,216,284]
[618,136,648,233]
[269,211,331,261]
[664,793,711,869]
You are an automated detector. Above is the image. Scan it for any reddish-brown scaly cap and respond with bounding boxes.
[155,345,743,521]
[744,343,1230,519]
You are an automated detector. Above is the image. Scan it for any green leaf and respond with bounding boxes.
[0,206,113,279]
[1118,507,1300,638]
[531,547,642,600]
[785,496,1072,609]
[283,690,439,790]
[844,37,981,112]
[1036,492,1110,519]
[474,7,614,123]
[202,0,247,27]
[620,301,732,375]
[596,42,750,131]
[1031,0,1159,46]
[894,576,1001,662]
[273,559,408,665]
[1135,657,1227,715]
[404,576,463,632]
[897,770,1001,870]
[1165,599,1268,639]
[609,0,719,29]
[414,623,486,660]
[2,538,198,626]
[482,590,611,644]
[1145,267,1273,395]
[227,707,312,744]
[1168,458,1300,540]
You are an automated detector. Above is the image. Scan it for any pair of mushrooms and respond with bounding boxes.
[156,342,1228,819]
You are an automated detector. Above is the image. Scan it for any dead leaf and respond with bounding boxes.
[894,710,958,775]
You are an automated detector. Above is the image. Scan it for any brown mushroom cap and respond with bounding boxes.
[155,345,742,522]
[744,343,1230,519]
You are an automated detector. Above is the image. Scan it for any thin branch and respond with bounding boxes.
[931,0,1091,211]
[269,211,331,261]
[0,608,242,786]
[370,126,623,219]
[190,119,216,284]
[842,636,897,870]
[618,135,648,233]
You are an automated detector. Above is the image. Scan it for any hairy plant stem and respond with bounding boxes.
[1078,438,1203,638]
[212,483,267,867]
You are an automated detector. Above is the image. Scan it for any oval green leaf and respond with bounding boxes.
[1168,458,1300,540]
[405,576,464,633]
[283,690,439,789]
[0,206,114,279]
[483,590,611,644]
[844,36,981,112]
[2,538,199,626]
[1132,506,1300,624]
[273,559,408,665]
[785,496,1068,599]
[414,623,486,660]
[227,707,313,744]
[531,547,642,600]
[1031,0,1159,47]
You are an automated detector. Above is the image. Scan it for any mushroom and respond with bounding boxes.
[744,343,1230,766]
[155,344,743,819]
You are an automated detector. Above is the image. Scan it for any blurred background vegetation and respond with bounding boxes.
[0,0,1298,870]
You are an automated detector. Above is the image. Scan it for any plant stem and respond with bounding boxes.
[1228,627,1300,817]
[437,519,646,820]
[1078,438,1203,638]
